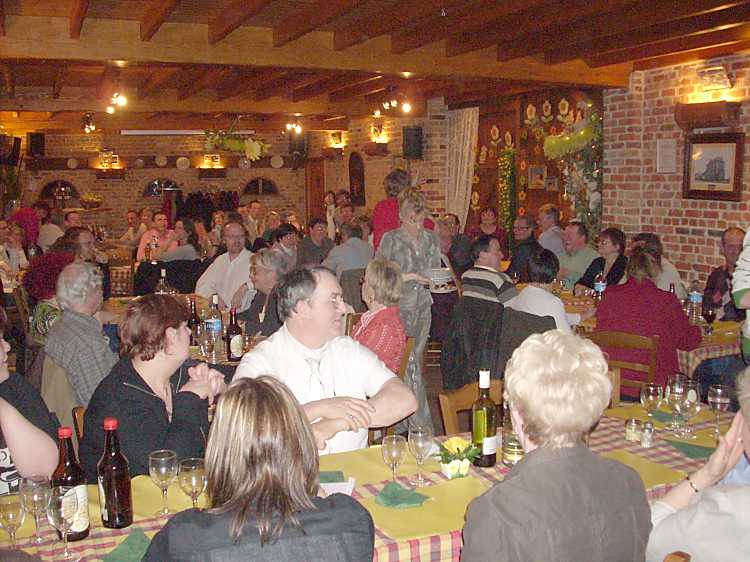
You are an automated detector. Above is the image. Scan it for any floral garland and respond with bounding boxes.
[204,118,270,161]
[496,147,516,245]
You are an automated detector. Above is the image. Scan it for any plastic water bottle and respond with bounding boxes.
[593,272,607,304]
[687,279,703,325]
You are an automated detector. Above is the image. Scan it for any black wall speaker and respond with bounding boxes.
[0,137,21,166]
[288,133,308,158]
[27,132,45,158]
[403,126,423,160]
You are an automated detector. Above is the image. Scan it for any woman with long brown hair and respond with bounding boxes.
[145,376,374,560]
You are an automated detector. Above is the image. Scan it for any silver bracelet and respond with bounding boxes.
[686,474,700,493]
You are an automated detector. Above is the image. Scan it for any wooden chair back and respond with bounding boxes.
[608,366,621,407]
[588,331,659,391]
[664,552,691,562]
[340,268,366,312]
[109,264,134,296]
[41,355,80,449]
[72,406,85,444]
[12,286,33,342]
[344,312,363,336]
[438,380,503,436]
[424,341,442,369]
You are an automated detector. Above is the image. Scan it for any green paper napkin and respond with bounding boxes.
[665,440,714,459]
[102,528,151,562]
[319,470,346,483]
[374,482,429,509]
[651,410,673,424]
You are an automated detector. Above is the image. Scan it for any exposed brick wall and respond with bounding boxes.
[603,53,750,285]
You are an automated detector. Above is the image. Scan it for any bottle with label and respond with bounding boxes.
[225,308,243,362]
[471,370,497,467]
[52,427,90,541]
[204,294,223,343]
[501,405,525,467]
[154,268,173,294]
[687,279,703,325]
[96,418,132,529]
[592,272,607,304]
[188,298,201,346]
[669,283,676,295]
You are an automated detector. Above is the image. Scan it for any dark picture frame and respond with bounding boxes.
[683,132,744,201]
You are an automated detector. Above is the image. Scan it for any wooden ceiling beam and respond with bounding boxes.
[292,73,378,102]
[333,0,466,50]
[207,0,274,44]
[177,67,230,100]
[272,0,364,48]
[633,39,750,70]
[545,3,750,65]
[69,0,90,39]
[52,64,66,99]
[446,0,639,58]
[140,0,181,41]
[0,0,5,36]
[0,16,632,87]
[138,66,181,98]
[586,23,750,67]
[0,63,13,98]
[254,70,334,101]
[215,68,287,101]
[444,83,542,106]
[328,77,404,102]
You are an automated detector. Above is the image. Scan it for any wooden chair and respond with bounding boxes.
[340,268,366,312]
[424,341,442,369]
[608,366,621,407]
[664,552,691,562]
[344,312,363,336]
[109,264,134,296]
[438,380,503,436]
[72,406,85,444]
[13,286,41,372]
[40,355,80,449]
[588,331,659,392]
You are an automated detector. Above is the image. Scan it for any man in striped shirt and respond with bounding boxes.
[461,234,517,305]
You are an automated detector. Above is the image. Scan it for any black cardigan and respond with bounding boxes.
[577,254,628,289]
[79,357,209,483]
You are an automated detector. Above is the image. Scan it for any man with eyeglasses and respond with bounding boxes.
[506,216,542,282]
[234,266,417,454]
[196,221,256,312]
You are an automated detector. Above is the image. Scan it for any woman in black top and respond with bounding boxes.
[145,376,374,561]
[575,227,628,293]
[79,294,226,482]
[237,249,284,337]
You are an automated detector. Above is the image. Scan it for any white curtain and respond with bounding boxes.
[446,107,479,228]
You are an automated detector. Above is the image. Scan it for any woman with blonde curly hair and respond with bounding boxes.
[145,376,374,560]
[462,330,651,561]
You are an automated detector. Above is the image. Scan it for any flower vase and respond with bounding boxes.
[440,459,471,480]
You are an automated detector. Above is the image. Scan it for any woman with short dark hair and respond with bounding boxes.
[79,294,226,482]
[145,376,375,561]
[575,227,628,294]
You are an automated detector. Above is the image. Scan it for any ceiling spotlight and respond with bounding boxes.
[294,124,302,135]
[402,102,412,114]
[106,105,116,114]
[373,109,381,118]
[114,93,127,107]
[391,99,398,107]
[286,123,293,131]
[382,101,390,110]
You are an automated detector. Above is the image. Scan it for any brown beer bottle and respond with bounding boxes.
[96,418,133,529]
[188,298,201,346]
[226,308,243,362]
[52,427,90,541]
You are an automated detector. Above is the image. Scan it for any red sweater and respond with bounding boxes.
[595,278,702,395]
[372,198,434,250]
[352,306,406,374]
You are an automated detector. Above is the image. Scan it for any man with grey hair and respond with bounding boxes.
[44,262,118,406]
[234,266,416,454]
[537,204,564,257]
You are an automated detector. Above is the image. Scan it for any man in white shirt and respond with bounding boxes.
[196,221,255,312]
[243,199,263,245]
[323,223,373,279]
[116,209,144,249]
[537,204,565,257]
[37,209,65,253]
[234,266,417,453]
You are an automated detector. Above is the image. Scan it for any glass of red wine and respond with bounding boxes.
[703,306,717,335]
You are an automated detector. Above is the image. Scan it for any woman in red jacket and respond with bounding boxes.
[353,257,406,374]
[595,247,701,397]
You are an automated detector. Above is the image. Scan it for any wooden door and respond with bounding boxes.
[305,158,325,223]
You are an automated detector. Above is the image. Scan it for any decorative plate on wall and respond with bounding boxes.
[155,155,168,167]
[66,158,78,169]
[238,157,251,169]
[132,158,145,169]
[176,156,190,170]
[270,155,284,169]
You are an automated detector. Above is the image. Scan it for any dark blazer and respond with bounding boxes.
[144,493,374,562]
[79,357,210,483]
[577,254,628,289]
[236,290,282,337]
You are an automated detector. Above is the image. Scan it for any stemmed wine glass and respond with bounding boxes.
[381,435,407,482]
[666,373,687,434]
[640,382,662,419]
[408,427,434,488]
[46,486,77,560]
[20,475,51,545]
[0,491,25,549]
[149,449,178,515]
[178,458,207,509]
[199,329,216,363]
[703,305,717,335]
[679,379,701,439]
[707,384,732,441]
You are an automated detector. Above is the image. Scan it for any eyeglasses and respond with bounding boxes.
[327,294,345,306]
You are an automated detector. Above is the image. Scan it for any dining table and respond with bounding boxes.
[4,406,734,561]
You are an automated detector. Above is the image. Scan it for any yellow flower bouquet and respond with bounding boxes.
[435,437,479,479]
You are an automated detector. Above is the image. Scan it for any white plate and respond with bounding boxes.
[238,157,251,169]
[176,156,190,170]
[66,158,78,169]
[155,155,167,167]
[270,154,284,169]
[430,285,457,294]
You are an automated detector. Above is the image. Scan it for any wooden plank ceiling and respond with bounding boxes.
[0,0,748,132]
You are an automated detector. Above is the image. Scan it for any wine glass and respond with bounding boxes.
[0,491,25,548]
[408,427,434,488]
[46,486,77,560]
[178,458,207,509]
[707,384,731,440]
[703,306,717,335]
[199,329,216,363]
[149,449,178,515]
[20,475,51,545]
[381,435,407,482]
[640,383,662,419]
[680,379,701,439]
[666,374,687,434]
